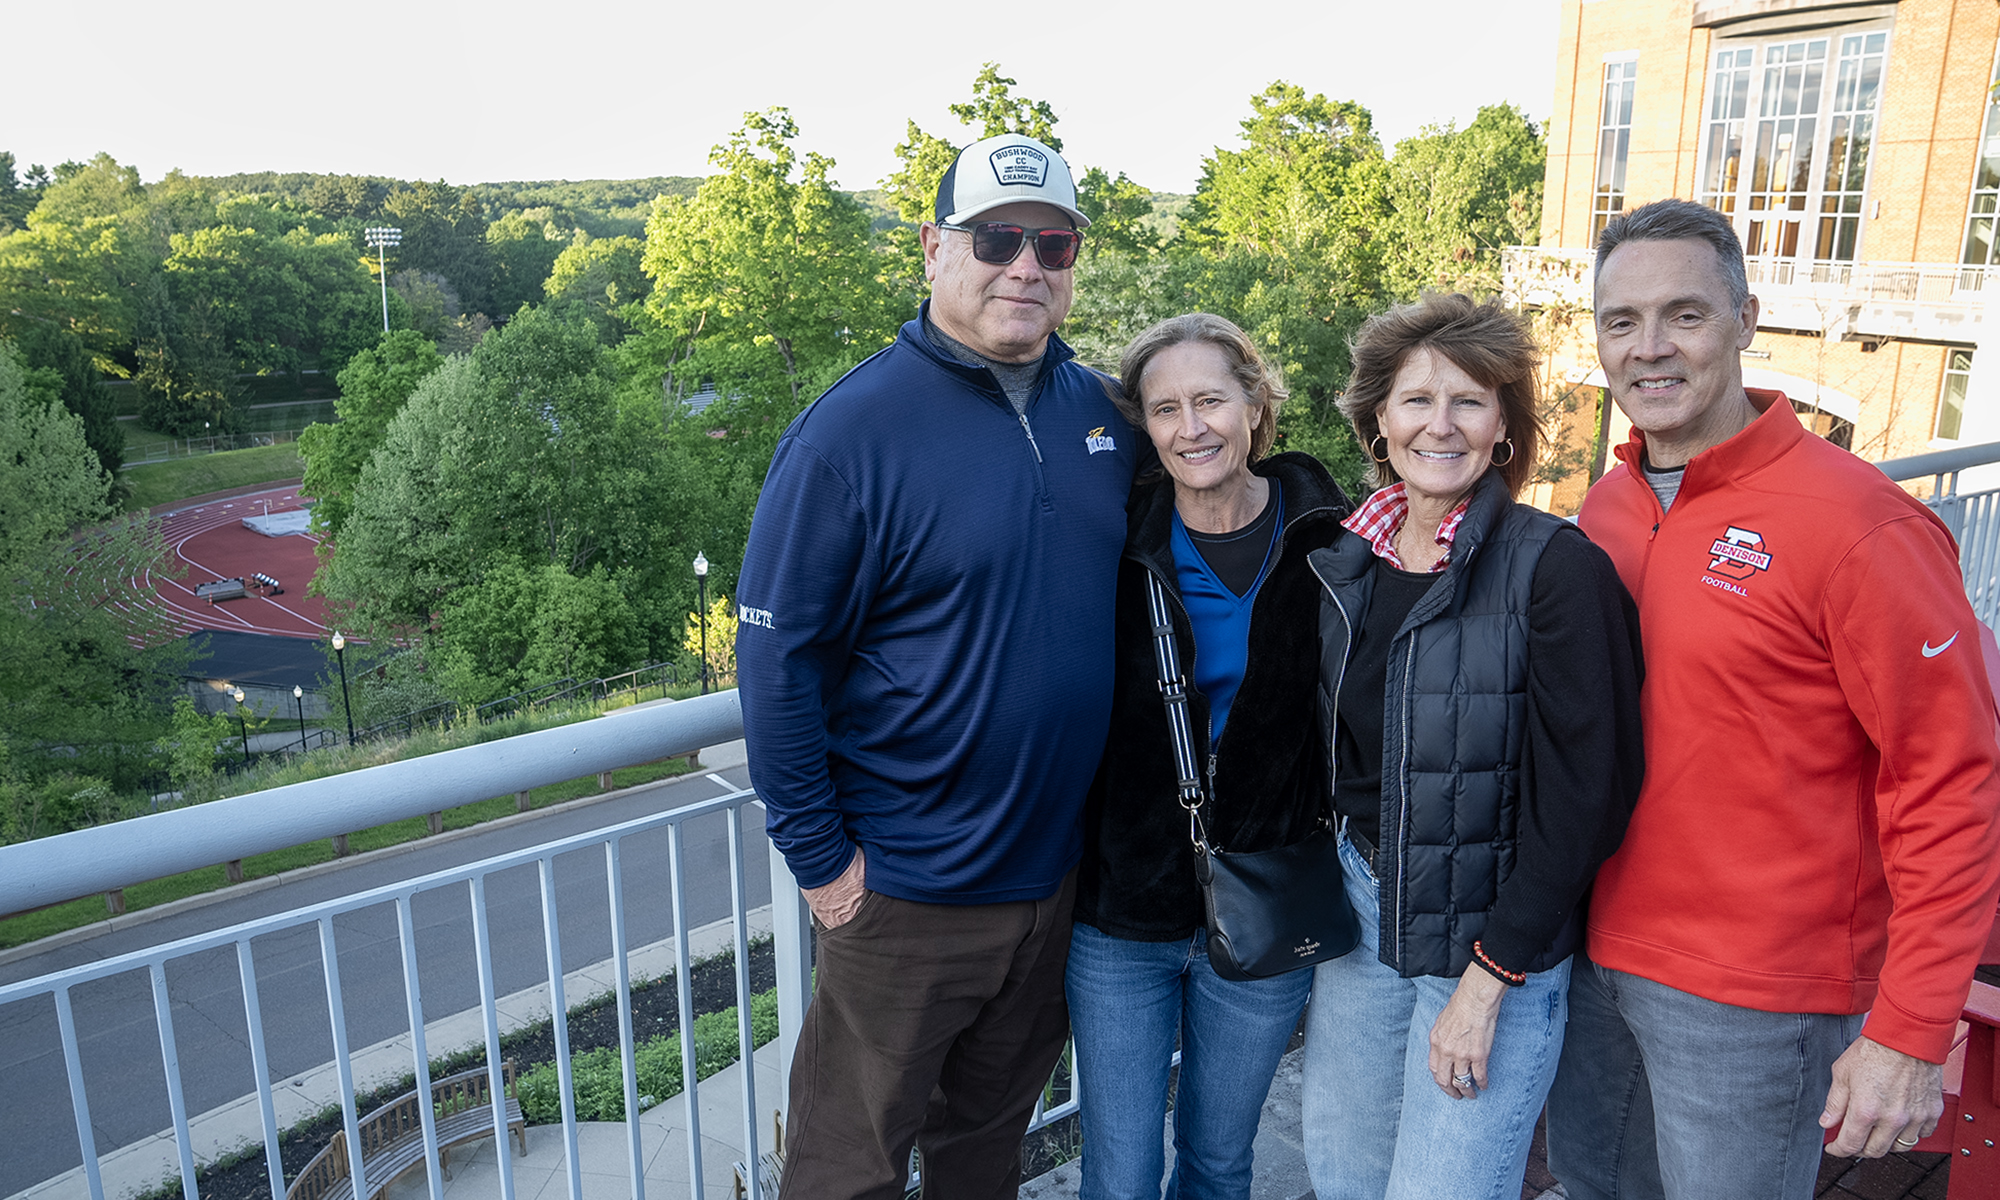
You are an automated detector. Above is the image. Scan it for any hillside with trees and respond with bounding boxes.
[0,64,1547,836]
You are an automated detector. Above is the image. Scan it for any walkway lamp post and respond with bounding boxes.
[694,553,710,695]
[364,226,402,333]
[231,686,250,768]
[292,685,308,753]
[331,631,356,746]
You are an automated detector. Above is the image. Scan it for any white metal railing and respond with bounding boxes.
[1501,245,1998,345]
[0,690,1079,1200]
[1500,245,1593,310]
[1879,440,2000,627]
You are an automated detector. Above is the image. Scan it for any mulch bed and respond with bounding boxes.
[168,941,776,1200]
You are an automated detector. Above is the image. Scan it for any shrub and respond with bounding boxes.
[518,987,778,1124]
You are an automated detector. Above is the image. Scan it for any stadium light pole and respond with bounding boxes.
[230,686,250,768]
[693,553,710,695]
[331,631,356,746]
[292,685,308,753]
[364,226,402,332]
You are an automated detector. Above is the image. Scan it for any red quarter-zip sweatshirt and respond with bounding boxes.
[1578,390,2000,1062]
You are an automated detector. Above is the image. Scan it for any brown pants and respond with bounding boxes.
[780,870,1077,1200]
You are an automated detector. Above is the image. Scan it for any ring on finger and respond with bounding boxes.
[1894,1135,1920,1148]
[1452,1072,1474,1086]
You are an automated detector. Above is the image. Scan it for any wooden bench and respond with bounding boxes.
[286,1062,528,1200]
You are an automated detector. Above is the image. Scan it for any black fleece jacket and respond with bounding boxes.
[1075,452,1351,942]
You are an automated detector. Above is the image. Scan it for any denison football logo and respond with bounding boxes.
[1706,525,1773,582]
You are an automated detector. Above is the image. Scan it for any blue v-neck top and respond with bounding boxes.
[1169,483,1282,745]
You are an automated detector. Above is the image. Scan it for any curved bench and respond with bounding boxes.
[287,1061,528,1200]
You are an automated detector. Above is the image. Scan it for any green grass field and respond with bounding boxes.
[122,443,305,511]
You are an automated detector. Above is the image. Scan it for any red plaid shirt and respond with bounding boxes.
[1341,483,1468,573]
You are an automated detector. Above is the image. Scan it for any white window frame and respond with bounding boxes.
[1959,41,2000,271]
[1593,54,1640,241]
[1936,348,1974,442]
[1693,20,1894,268]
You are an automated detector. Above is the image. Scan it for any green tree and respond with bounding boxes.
[299,329,444,538]
[0,341,181,793]
[545,235,649,341]
[6,320,121,480]
[1181,83,1390,426]
[1077,168,1159,258]
[430,560,643,702]
[0,153,46,233]
[641,109,895,405]
[0,339,110,562]
[32,153,145,227]
[1379,104,1545,300]
[382,181,495,317]
[319,310,651,637]
[0,214,140,364]
[486,211,567,316]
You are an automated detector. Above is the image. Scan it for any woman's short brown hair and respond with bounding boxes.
[1117,313,1289,464]
[1340,293,1543,497]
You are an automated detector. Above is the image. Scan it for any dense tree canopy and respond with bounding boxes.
[298,329,443,538]
[0,340,180,811]
[641,109,897,405]
[0,65,1559,807]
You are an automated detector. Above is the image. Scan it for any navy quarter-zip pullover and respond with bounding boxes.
[736,307,1142,904]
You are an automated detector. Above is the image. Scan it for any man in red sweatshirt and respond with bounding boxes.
[1545,198,2000,1200]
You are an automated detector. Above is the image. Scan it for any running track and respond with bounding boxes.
[127,485,332,639]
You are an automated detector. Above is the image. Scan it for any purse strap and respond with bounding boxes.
[1145,571,1212,851]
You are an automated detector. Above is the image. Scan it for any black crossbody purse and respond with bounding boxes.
[1145,572,1361,981]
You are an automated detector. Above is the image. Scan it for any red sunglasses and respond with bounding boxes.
[939,220,1083,271]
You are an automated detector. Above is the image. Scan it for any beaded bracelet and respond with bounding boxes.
[1472,939,1526,987]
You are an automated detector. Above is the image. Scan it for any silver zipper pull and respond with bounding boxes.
[1018,413,1044,462]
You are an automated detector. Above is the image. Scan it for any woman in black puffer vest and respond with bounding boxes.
[1300,294,1645,1200]
[1068,313,1350,1200]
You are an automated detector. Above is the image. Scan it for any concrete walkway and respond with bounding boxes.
[382,1043,787,1200]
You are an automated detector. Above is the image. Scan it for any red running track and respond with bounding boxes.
[130,486,333,639]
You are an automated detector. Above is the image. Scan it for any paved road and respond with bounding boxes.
[0,757,768,1197]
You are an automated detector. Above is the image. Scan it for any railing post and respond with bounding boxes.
[768,839,813,1122]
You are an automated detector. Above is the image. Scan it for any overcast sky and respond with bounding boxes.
[6,0,1561,195]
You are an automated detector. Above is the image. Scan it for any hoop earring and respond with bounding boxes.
[1490,439,1515,467]
[1369,434,1391,464]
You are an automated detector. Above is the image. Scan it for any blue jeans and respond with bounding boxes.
[1544,946,1866,1200]
[1065,921,1311,1200]
[1302,834,1571,1200]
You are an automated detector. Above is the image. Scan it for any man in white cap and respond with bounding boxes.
[735,133,1142,1198]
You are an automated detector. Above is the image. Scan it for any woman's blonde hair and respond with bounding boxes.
[1117,313,1289,463]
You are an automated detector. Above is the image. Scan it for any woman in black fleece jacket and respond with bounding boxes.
[1068,312,1351,1200]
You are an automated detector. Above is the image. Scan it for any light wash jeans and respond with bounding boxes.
[1065,922,1311,1200]
[1302,834,1571,1200]
[1544,945,1865,1200]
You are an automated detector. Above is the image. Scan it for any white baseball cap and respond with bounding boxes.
[933,133,1091,229]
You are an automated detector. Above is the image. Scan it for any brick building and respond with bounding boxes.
[1505,0,1999,511]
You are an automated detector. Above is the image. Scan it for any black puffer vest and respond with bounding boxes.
[1309,471,1566,978]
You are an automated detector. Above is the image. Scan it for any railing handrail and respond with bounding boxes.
[0,689,745,918]
[0,778,761,1009]
[1504,244,2000,277]
[1876,441,2000,483]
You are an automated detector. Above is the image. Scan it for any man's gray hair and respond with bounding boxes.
[1594,199,1750,309]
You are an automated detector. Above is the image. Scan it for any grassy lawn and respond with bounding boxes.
[0,757,694,950]
[123,443,305,511]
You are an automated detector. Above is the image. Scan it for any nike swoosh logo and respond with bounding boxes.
[1923,632,1961,658]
